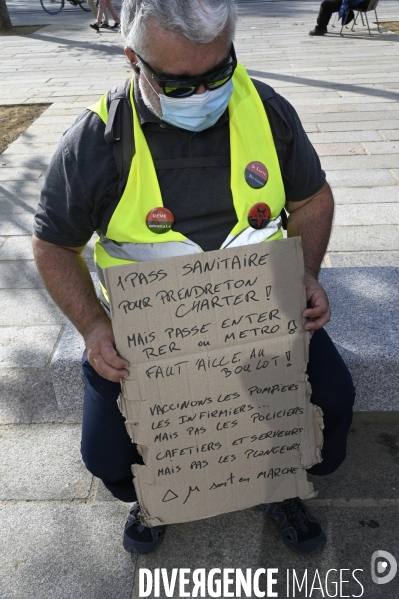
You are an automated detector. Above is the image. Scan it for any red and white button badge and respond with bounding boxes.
[146,207,174,234]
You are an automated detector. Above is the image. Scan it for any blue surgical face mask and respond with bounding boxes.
[140,66,233,131]
[159,80,233,131]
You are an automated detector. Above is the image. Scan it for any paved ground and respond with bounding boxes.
[1,0,399,597]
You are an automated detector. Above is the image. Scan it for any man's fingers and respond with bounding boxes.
[302,276,331,331]
[100,339,130,370]
[90,352,129,382]
[304,306,331,331]
[87,338,129,381]
[303,305,329,321]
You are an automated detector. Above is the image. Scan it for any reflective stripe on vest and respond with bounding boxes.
[99,217,282,262]
[88,64,286,302]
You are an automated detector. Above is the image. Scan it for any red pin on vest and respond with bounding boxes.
[146,207,174,234]
[248,202,271,229]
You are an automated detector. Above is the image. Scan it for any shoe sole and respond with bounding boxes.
[123,525,166,555]
[282,532,327,555]
[123,535,164,555]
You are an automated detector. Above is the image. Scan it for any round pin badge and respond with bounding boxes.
[248,203,271,229]
[245,161,268,189]
[146,207,174,234]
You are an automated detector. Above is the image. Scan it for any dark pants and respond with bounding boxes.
[317,0,369,29]
[81,328,355,502]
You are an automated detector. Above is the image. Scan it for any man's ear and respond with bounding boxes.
[124,47,140,72]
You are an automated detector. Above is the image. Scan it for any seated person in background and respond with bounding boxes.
[309,0,371,36]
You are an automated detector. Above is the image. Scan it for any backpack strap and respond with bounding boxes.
[105,78,134,198]
[251,78,293,170]
[251,79,292,229]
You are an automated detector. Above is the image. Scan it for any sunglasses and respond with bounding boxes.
[135,44,237,98]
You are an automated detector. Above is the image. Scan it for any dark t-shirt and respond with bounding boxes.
[34,79,325,252]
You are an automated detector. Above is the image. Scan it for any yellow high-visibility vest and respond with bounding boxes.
[88,64,285,301]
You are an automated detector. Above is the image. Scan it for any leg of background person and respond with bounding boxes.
[91,0,109,24]
[106,0,120,23]
[317,0,342,29]
[95,0,107,25]
[104,0,120,23]
[87,0,96,19]
[306,328,355,476]
[80,351,142,502]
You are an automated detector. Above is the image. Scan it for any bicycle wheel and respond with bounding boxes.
[40,0,64,15]
[76,0,91,12]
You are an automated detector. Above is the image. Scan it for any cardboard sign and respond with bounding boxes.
[104,237,323,526]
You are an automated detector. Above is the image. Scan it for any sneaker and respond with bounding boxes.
[123,502,166,555]
[90,22,100,32]
[309,26,327,36]
[99,22,109,28]
[258,497,326,554]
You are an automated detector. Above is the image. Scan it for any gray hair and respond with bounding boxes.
[120,0,237,55]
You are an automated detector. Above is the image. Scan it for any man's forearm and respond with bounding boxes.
[286,182,334,278]
[32,236,108,337]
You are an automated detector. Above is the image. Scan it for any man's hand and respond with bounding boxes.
[303,272,331,335]
[84,318,129,382]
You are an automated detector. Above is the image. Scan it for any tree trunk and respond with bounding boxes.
[0,0,12,33]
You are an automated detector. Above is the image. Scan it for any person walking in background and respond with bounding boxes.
[87,0,109,28]
[90,0,120,31]
[309,0,370,36]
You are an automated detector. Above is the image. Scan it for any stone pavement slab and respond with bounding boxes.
[0,289,66,326]
[0,425,91,500]
[326,168,397,187]
[0,367,80,425]
[313,142,366,156]
[381,130,399,141]
[319,119,399,132]
[0,325,61,368]
[364,141,399,154]
[302,110,399,123]
[0,236,35,260]
[0,214,33,235]
[0,154,53,169]
[0,261,45,289]
[51,320,86,412]
[332,186,399,204]
[327,225,399,251]
[0,180,44,204]
[321,154,399,170]
[0,504,134,599]
[334,203,399,226]
[0,166,45,181]
[326,251,399,267]
[16,130,67,144]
